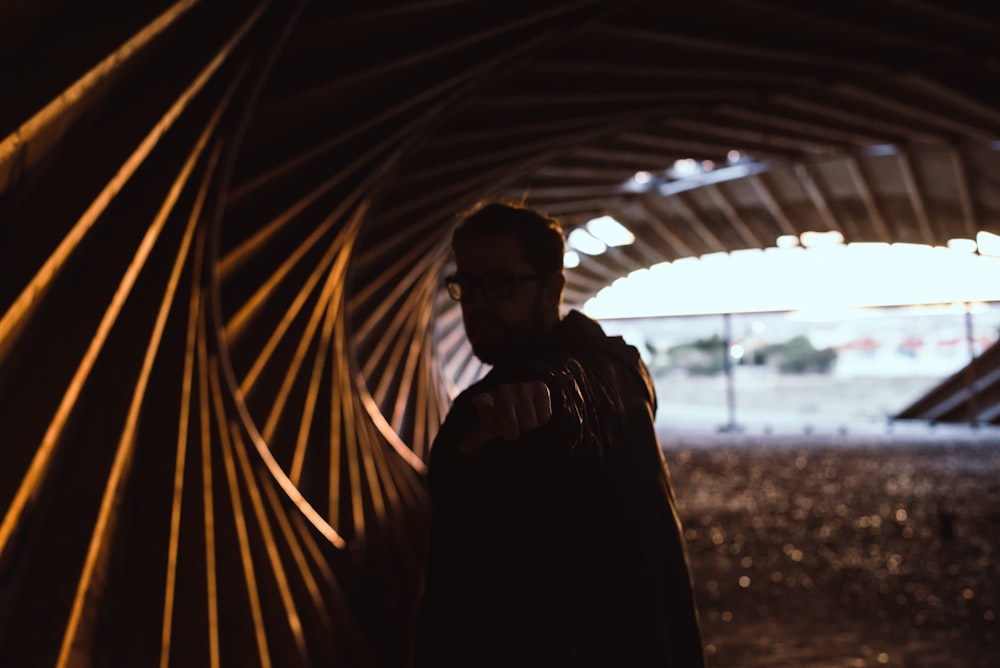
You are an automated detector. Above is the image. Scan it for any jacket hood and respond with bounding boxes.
[550,310,655,403]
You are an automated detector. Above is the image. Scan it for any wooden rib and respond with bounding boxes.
[352,371,427,501]
[228,75,483,206]
[746,174,799,238]
[582,254,631,285]
[224,192,366,351]
[431,104,702,148]
[209,368,272,668]
[530,162,644,180]
[56,132,213,668]
[619,214,670,267]
[594,13,936,67]
[833,83,997,140]
[664,193,726,253]
[391,278,436,431]
[0,88,227,562]
[0,1,264,359]
[379,106,696,217]
[226,7,596,204]
[663,117,833,155]
[351,244,439,345]
[574,144,697,168]
[636,193,698,258]
[360,401,428,537]
[512,183,629,200]
[219,178,347,282]
[355,399,388,524]
[530,57,815,86]
[228,423,309,664]
[260,477,340,640]
[358,270,423,380]
[220,147,383,281]
[392,136,582,190]
[792,162,842,234]
[260,229,356,443]
[895,151,936,245]
[703,184,764,248]
[197,295,221,668]
[0,0,202,189]
[160,225,206,668]
[771,93,942,145]
[715,104,887,146]
[899,74,1000,128]
[290,269,341,485]
[257,0,613,118]
[948,147,979,241]
[215,197,353,547]
[159,144,217,667]
[336,315,366,539]
[231,196,361,399]
[328,328,344,527]
[421,330,448,455]
[843,154,892,242]
[355,425,391,527]
[260,480,336,628]
[368,306,420,407]
[288,512,349,626]
[410,334,434,460]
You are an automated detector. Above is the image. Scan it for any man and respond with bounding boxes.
[413,200,705,667]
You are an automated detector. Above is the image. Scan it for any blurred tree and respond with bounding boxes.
[665,335,728,375]
[664,334,836,375]
[758,335,837,374]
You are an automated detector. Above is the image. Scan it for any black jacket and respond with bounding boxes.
[414,310,705,667]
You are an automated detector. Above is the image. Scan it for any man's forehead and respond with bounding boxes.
[453,233,525,265]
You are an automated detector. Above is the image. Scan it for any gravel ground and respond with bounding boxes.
[664,432,1000,668]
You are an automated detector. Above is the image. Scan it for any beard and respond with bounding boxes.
[464,298,548,366]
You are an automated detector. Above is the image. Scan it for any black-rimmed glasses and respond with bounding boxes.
[444,271,540,301]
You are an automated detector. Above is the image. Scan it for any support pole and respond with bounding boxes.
[963,302,980,427]
[721,312,740,432]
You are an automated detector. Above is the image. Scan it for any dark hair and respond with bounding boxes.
[451,200,565,275]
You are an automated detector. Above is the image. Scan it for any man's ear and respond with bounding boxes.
[543,271,565,307]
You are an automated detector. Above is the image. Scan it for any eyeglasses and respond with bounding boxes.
[444,271,540,301]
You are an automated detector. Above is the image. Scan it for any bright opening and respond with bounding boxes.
[584,241,1000,319]
[578,237,1000,436]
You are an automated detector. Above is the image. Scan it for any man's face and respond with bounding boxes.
[452,233,549,365]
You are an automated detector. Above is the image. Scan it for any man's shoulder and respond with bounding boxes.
[557,312,644,370]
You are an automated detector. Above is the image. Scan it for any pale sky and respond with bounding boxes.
[582,241,1000,320]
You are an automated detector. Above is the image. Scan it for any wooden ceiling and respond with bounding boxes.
[1,1,998,665]
[225,0,1000,401]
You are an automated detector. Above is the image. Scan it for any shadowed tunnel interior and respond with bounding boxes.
[1,1,999,665]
